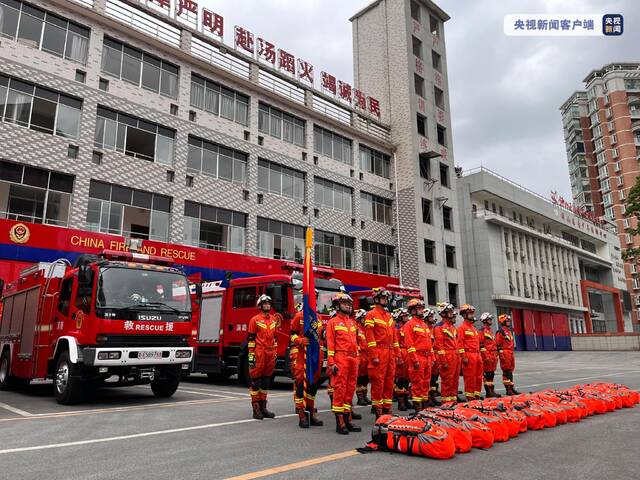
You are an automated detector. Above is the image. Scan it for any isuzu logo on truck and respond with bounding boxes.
[137,314,163,321]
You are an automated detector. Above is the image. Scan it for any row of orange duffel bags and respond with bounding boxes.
[363,382,638,460]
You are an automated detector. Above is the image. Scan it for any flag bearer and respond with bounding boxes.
[354,309,371,406]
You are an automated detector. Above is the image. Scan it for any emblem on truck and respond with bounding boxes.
[9,223,30,244]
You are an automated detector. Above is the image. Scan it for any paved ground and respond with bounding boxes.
[0,352,639,480]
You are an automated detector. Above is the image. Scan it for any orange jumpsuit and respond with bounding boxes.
[394,324,410,402]
[433,321,461,403]
[356,322,369,398]
[458,321,482,400]
[402,316,433,404]
[479,327,498,372]
[496,327,516,387]
[365,305,399,413]
[247,311,278,403]
[290,312,323,412]
[326,312,359,415]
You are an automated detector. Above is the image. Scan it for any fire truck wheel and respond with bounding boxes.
[0,350,12,391]
[54,351,85,405]
[150,372,180,398]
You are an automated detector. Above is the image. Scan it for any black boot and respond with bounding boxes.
[412,401,422,412]
[428,390,441,406]
[252,401,264,420]
[306,399,323,426]
[350,409,362,420]
[356,389,368,406]
[336,413,349,435]
[297,408,309,428]
[344,413,362,432]
[260,400,276,418]
[397,394,408,411]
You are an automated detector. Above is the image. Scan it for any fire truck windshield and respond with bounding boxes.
[96,267,191,313]
[292,276,344,314]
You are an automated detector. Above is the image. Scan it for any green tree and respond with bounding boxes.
[623,174,640,259]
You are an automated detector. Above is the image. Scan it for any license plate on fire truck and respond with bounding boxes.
[138,351,162,360]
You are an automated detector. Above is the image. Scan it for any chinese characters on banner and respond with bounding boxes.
[142,1,383,119]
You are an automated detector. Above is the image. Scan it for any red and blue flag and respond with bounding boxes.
[303,227,320,384]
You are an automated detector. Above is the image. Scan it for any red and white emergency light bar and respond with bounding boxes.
[100,250,175,267]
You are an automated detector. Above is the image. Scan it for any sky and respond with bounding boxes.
[198,0,639,198]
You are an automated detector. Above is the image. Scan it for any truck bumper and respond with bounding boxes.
[82,347,193,367]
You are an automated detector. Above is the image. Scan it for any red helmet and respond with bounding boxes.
[498,314,511,325]
[459,304,476,315]
[407,298,425,310]
[332,292,353,307]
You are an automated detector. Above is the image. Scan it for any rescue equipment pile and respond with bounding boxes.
[363,383,638,460]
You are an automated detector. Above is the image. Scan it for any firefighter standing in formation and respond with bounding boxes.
[365,287,401,418]
[354,309,371,406]
[290,295,324,429]
[458,304,483,401]
[247,294,278,420]
[402,299,434,412]
[393,308,411,411]
[433,303,461,404]
[496,314,520,395]
[326,292,362,435]
[424,308,441,406]
[478,312,501,398]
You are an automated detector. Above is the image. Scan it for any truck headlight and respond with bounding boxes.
[175,350,192,359]
[98,351,121,360]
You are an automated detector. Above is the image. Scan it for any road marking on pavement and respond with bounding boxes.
[0,408,339,455]
[0,402,33,417]
[180,385,251,397]
[495,370,640,392]
[224,450,361,480]
[133,385,234,398]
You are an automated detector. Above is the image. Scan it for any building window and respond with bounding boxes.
[186,135,247,184]
[258,103,305,146]
[445,244,456,268]
[184,200,245,253]
[257,217,305,263]
[412,36,422,59]
[257,159,305,200]
[434,86,445,110]
[360,191,393,225]
[86,180,170,242]
[0,159,73,226]
[362,240,395,275]
[0,1,89,63]
[429,15,440,36]
[443,205,452,230]
[424,239,435,263]
[102,37,178,98]
[417,114,427,136]
[419,154,431,179]
[414,74,425,97]
[313,125,353,164]
[313,177,353,214]
[448,283,458,306]
[0,74,82,139]
[437,125,447,146]
[359,145,391,179]
[432,50,442,72]
[426,279,437,305]
[439,163,449,188]
[95,106,175,165]
[315,230,354,270]
[422,198,432,224]
[190,73,248,125]
[410,0,420,22]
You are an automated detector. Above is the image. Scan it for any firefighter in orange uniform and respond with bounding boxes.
[424,308,440,406]
[402,299,433,411]
[364,287,400,418]
[354,309,371,406]
[290,296,324,429]
[247,294,278,420]
[457,304,483,401]
[478,312,501,398]
[496,314,520,395]
[326,292,361,435]
[433,303,461,404]
[393,308,411,411]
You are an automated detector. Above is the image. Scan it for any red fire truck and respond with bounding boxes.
[190,263,342,383]
[0,250,196,404]
[352,284,424,311]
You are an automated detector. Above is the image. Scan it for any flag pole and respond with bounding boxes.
[302,226,313,417]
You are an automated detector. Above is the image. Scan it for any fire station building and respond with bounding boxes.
[0,0,464,300]
[458,167,633,351]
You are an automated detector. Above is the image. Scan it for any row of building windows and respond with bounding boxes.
[419,154,450,188]
[424,279,458,307]
[0,1,394,178]
[423,240,457,268]
[0,161,394,275]
[422,198,453,230]
[507,268,580,305]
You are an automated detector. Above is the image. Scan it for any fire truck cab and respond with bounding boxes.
[352,284,424,311]
[0,250,195,404]
[190,263,342,383]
